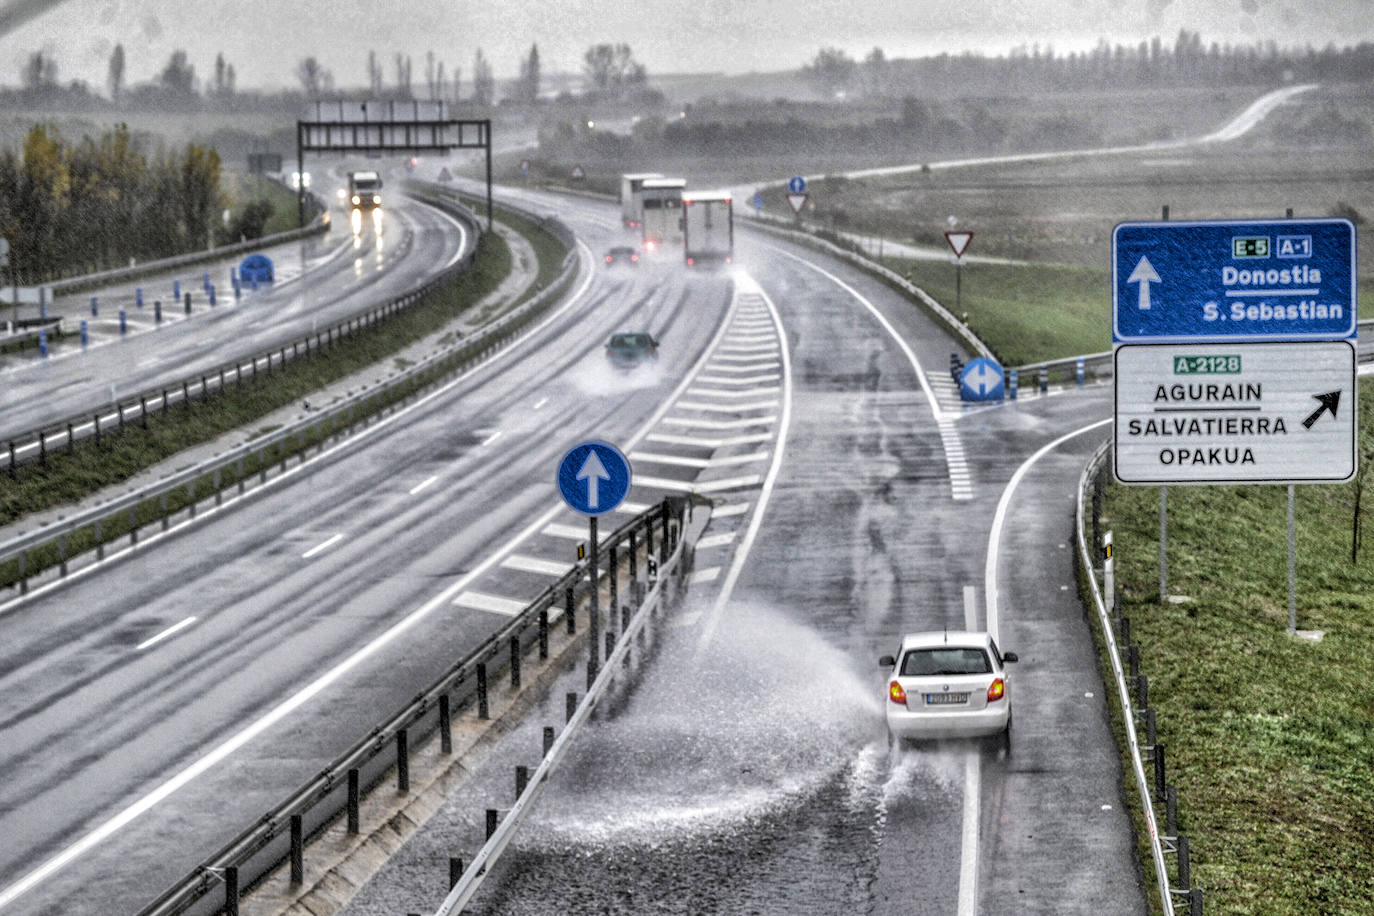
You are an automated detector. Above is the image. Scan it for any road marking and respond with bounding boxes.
[635,474,762,494]
[697,533,737,550]
[409,475,438,496]
[713,502,751,517]
[630,451,770,469]
[696,373,781,386]
[688,567,721,585]
[676,399,777,413]
[704,359,780,370]
[647,432,772,448]
[663,415,777,430]
[301,533,343,559]
[963,585,977,630]
[686,386,782,399]
[958,754,982,916]
[136,616,198,651]
[696,279,793,653]
[532,397,548,410]
[483,430,503,446]
[722,333,776,344]
[453,592,526,616]
[718,343,779,355]
[500,555,569,577]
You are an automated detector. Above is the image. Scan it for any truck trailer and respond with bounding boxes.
[683,191,734,267]
[639,177,686,253]
[619,172,663,229]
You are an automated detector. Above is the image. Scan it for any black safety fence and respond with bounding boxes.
[134,497,694,916]
[0,196,580,597]
[1077,440,1202,916]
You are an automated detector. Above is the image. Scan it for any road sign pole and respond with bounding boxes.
[588,515,600,684]
[956,261,963,318]
[1288,484,1297,635]
[1159,486,1168,603]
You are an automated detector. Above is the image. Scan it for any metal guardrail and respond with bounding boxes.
[1077,440,1202,915]
[48,183,330,296]
[137,497,693,916]
[0,195,580,598]
[1,193,475,463]
[742,212,995,361]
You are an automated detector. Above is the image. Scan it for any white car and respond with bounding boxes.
[880,631,1018,750]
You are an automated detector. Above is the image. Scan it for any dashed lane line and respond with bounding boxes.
[452,592,527,616]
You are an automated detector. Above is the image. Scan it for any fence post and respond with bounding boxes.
[486,809,498,839]
[1154,741,1167,799]
[566,692,577,724]
[290,813,303,884]
[1177,834,1191,888]
[224,866,239,916]
[510,635,521,688]
[450,857,463,890]
[515,765,529,798]
[565,586,575,635]
[539,608,549,660]
[477,662,489,719]
[396,729,409,792]
[543,726,555,757]
[347,768,360,834]
[440,694,452,754]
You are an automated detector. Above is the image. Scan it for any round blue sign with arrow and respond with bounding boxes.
[788,176,807,194]
[557,441,632,516]
[960,358,1005,402]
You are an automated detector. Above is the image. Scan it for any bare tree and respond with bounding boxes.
[22,51,58,92]
[472,48,494,106]
[582,43,645,96]
[107,44,125,103]
[802,47,856,98]
[394,52,413,99]
[367,50,383,96]
[426,50,436,100]
[515,43,541,103]
[297,56,327,97]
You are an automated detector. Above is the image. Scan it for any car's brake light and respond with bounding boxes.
[987,678,1005,702]
[888,681,907,705]
[605,255,613,262]
[687,257,694,266]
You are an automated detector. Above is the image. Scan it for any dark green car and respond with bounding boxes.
[605,332,659,369]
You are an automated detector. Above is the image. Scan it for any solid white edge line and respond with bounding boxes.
[300,533,344,560]
[409,475,439,496]
[696,278,792,653]
[0,240,739,912]
[958,754,982,916]
[135,616,198,652]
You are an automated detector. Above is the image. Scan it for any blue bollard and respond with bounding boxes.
[173,279,180,300]
[1009,368,1019,400]
[203,272,210,291]
[155,300,162,324]
[209,285,216,307]
[38,331,48,357]
[119,309,127,336]
[1076,358,1085,387]
[136,287,143,307]
[230,266,238,284]
[251,277,258,291]
[1039,366,1049,393]
[80,319,88,349]
[90,295,98,316]
[233,280,241,301]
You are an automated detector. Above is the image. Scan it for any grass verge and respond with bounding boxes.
[0,221,522,528]
[1091,376,1374,914]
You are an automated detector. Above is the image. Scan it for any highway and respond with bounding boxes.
[0,167,474,443]
[0,170,1141,916]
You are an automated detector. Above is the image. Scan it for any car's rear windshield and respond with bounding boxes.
[900,647,992,676]
[609,334,651,348]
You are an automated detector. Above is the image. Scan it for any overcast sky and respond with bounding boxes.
[1,0,1371,91]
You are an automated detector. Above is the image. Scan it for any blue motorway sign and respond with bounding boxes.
[788,175,807,194]
[1113,219,1355,343]
[960,357,1005,401]
[753,193,763,212]
[557,441,632,516]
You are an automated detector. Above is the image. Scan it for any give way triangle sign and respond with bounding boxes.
[944,231,974,259]
[786,192,808,215]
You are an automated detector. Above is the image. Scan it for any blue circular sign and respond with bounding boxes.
[960,358,1005,402]
[557,441,632,516]
[788,176,807,194]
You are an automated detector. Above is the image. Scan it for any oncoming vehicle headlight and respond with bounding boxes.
[373,194,381,205]
[351,195,361,205]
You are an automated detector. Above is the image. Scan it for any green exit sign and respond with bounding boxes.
[1231,236,1270,258]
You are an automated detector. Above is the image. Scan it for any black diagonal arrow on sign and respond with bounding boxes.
[1301,391,1341,429]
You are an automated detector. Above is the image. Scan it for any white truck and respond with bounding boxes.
[347,170,383,210]
[683,191,734,267]
[619,172,663,229]
[639,177,686,254]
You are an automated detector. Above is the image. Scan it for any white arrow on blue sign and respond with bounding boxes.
[557,441,632,516]
[788,176,807,194]
[1113,218,1356,343]
[960,358,1005,402]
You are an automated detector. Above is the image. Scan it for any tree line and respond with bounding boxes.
[803,31,1374,98]
[1,41,655,112]
[0,124,226,283]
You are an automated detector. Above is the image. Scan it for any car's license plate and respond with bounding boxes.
[925,693,969,705]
